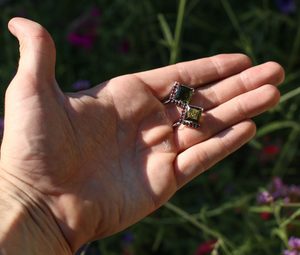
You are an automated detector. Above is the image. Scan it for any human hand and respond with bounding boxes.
[0,18,284,254]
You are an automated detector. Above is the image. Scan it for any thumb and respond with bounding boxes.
[8,17,57,89]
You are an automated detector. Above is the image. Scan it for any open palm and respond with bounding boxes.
[0,18,284,254]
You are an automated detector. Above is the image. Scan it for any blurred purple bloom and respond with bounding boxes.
[259,177,300,205]
[72,80,91,91]
[283,250,299,255]
[289,185,300,196]
[283,237,300,255]
[122,232,134,245]
[284,196,291,204]
[289,237,300,250]
[286,185,300,203]
[119,40,131,54]
[273,177,284,190]
[67,7,101,49]
[91,7,101,17]
[257,191,274,204]
[276,0,296,14]
[68,33,94,49]
[271,177,288,199]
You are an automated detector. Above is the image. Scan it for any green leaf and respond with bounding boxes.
[256,121,300,138]
[164,202,234,254]
[280,86,300,104]
[170,0,187,64]
[249,206,273,213]
[280,208,300,228]
[157,13,174,48]
[271,228,288,246]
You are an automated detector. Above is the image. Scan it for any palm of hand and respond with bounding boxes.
[59,76,179,238]
[1,71,178,249]
[0,18,284,253]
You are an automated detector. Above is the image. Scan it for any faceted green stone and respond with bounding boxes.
[174,85,193,104]
[185,106,203,122]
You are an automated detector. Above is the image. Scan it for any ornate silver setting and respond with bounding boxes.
[164,81,204,129]
[173,104,203,128]
[164,81,195,108]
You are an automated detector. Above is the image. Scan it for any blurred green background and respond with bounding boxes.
[0,0,299,254]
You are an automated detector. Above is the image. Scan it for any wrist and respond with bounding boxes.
[0,174,72,255]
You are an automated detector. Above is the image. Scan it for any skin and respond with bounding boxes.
[0,18,284,254]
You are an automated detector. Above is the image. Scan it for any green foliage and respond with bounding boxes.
[0,0,299,254]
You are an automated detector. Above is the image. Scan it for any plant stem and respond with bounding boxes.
[170,0,187,64]
[219,0,257,63]
[164,202,234,254]
[273,127,300,176]
[280,87,300,104]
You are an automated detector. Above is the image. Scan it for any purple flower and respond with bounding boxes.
[283,250,299,255]
[257,191,274,204]
[67,33,95,49]
[67,7,101,49]
[259,178,300,205]
[283,237,300,255]
[289,237,300,250]
[289,185,300,196]
[72,80,91,91]
[122,232,134,245]
[271,177,288,199]
[273,177,284,190]
[275,0,296,14]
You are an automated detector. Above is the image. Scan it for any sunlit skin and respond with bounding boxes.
[0,18,284,254]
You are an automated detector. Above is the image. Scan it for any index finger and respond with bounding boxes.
[134,54,252,99]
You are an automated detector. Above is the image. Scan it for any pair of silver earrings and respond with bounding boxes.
[164,81,203,128]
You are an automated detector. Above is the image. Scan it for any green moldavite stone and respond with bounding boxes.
[174,85,194,104]
[185,106,203,123]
